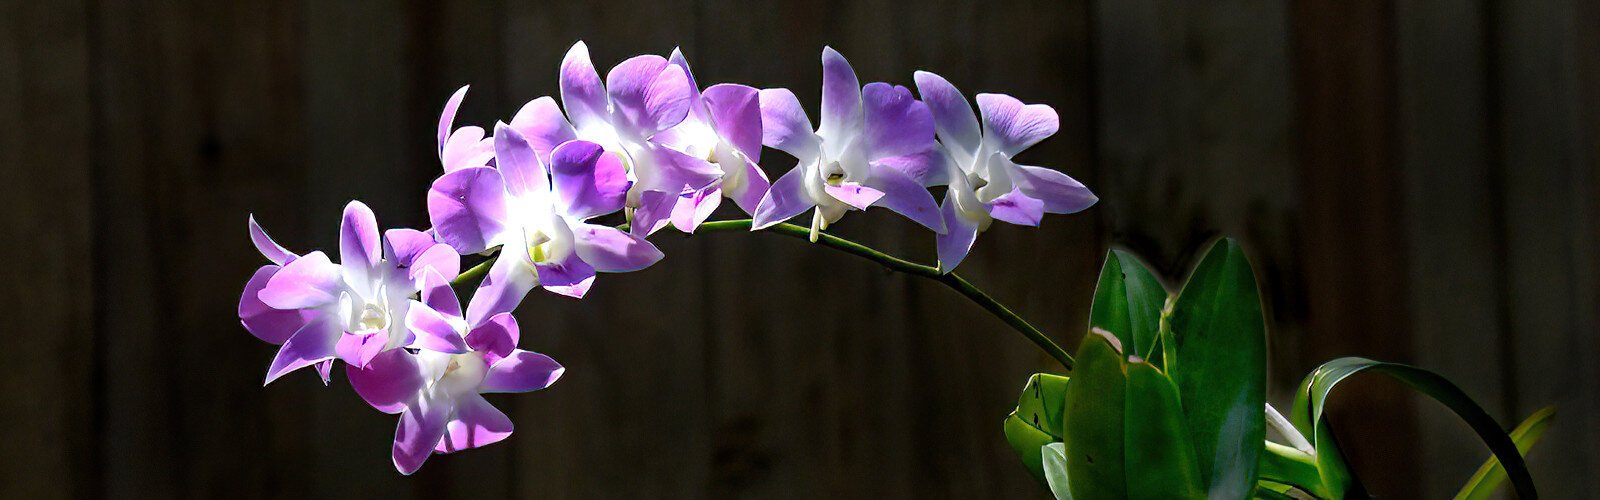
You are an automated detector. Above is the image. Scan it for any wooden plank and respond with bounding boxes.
[1493,0,1600,495]
[90,0,321,496]
[0,0,95,496]
[1391,1,1510,495]
[1288,2,1420,495]
[501,3,713,497]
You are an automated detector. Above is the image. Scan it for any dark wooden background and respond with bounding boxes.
[4,0,1597,498]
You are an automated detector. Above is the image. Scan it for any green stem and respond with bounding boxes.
[448,218,1074,370]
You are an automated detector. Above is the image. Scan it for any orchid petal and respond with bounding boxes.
[986,188,1045,226]
[418,268,462,320]
[335,330,389,368]
[264,315,340,385]
[259,251,343,310]
[871,149,948,187]
[702,83,763,160]
[867,163,946,233]
[535,249,596,299]
[428,166,509,255]
[670,186,721,233]
[493,122,550,198]
[758,88,819,159]
[751,166,814,230]
[823,182,885,210]
[339,201,382,286]
[482,350,565,393]
[818,47,862,142]
[403,243,461,286]
[551,140,630,220]
[509,96,578,162]
[406,301,469,354]
[438,85,469,154]
[572,223,664,272]
[976,93,1058,155]
[560,41,608,132]
[668,48,707,121]
[639,142,722,194]
[465,312,518,365]
[348,348,424,414]
[936,193,982,273]
[862,82,936,160]
[315,360,332,385]
[239,265,311,345]
[441,126,493,172]
[1014,165,1098,214]
[382,229,434,270]
[464,249,537,327]
[724,157,772,215]
[606,55,691,136]
[393,395,451,475]
[436,394,514,453]
[913,71,982,156]
[248,215,295,266]
[630,188,679,237]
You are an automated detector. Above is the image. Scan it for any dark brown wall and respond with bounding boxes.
[2,0,1596,498]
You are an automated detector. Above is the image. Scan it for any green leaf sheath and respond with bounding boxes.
[1290,358,1539,499]
[1089,249,1169,364]
[451,219,1074,369]
[1166,239,1268,497]
[1454,406,1555,500]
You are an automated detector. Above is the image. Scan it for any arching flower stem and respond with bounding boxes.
[451,218,1075,370]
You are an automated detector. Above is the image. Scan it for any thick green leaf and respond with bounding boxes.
[1090,249,1169,360]
[1454,406,1556,500]
[1003,373,1070,483]
[1165,238,1268,497]
[1062,329,1128,498]
[1124,360,1206,499]
[1291,357,1537,499]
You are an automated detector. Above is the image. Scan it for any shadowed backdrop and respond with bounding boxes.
[3,0,1598,498]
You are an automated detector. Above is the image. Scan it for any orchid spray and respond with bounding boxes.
[237,42,1541,500]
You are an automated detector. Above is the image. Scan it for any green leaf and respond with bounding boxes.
[1042,442,1074,499]
[1290,357,1538,499]
[1454,406,1556,500]
[1165,238,1268,497]
[1258,442,1330,498]
[1004,373,1070,483]
[1062,329,1128,498]
[1090,249,1169,361]
[1124,359,1206,499]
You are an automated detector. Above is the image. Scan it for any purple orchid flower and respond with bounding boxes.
[428,125,663,314]
[438,85,495,172]
[245,201,461,384]
[649,48,771,232]
[911,71,1098,272]
[505,41,722,236]
[347,270,563,475]
[751,47,947,241]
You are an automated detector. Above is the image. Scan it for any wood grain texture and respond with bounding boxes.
[0,0,94,496]
[4,0,1598,497]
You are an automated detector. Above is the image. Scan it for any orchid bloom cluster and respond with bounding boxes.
[238,41,1095,475]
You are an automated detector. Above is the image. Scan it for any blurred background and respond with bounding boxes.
[3,0,1598,498]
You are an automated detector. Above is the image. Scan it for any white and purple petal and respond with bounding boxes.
[751,166,815,230]
[438,85,469,154]
[435,394,514,453]
[572,223,664,272]
[1014,165,1098,214]
[248,215,296,266]
[985,188,1045,226]
[239,265,312,345]
[757,88,819,159]
[464,249,538,327]
[509,96,578,162]
[348,348,424,414]
[465,312,518,365]
[861,82,936,160]
[913,71,982,156]
[976,93,1059,155]
[606,55,691,137]
[428,166,510,255]
[701,83,764,160]
[264,315,341,385]
[259,251,344,310]
[817,47,862,141]
[560,41,609,132]
[535,250,596,299]
[866,163,946,233]
[550,140,630,220]
[406,301,469,354]
[393,394,452,475]
[339,201,383,287]
[481,350,565,394]
[936,193,982,273]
